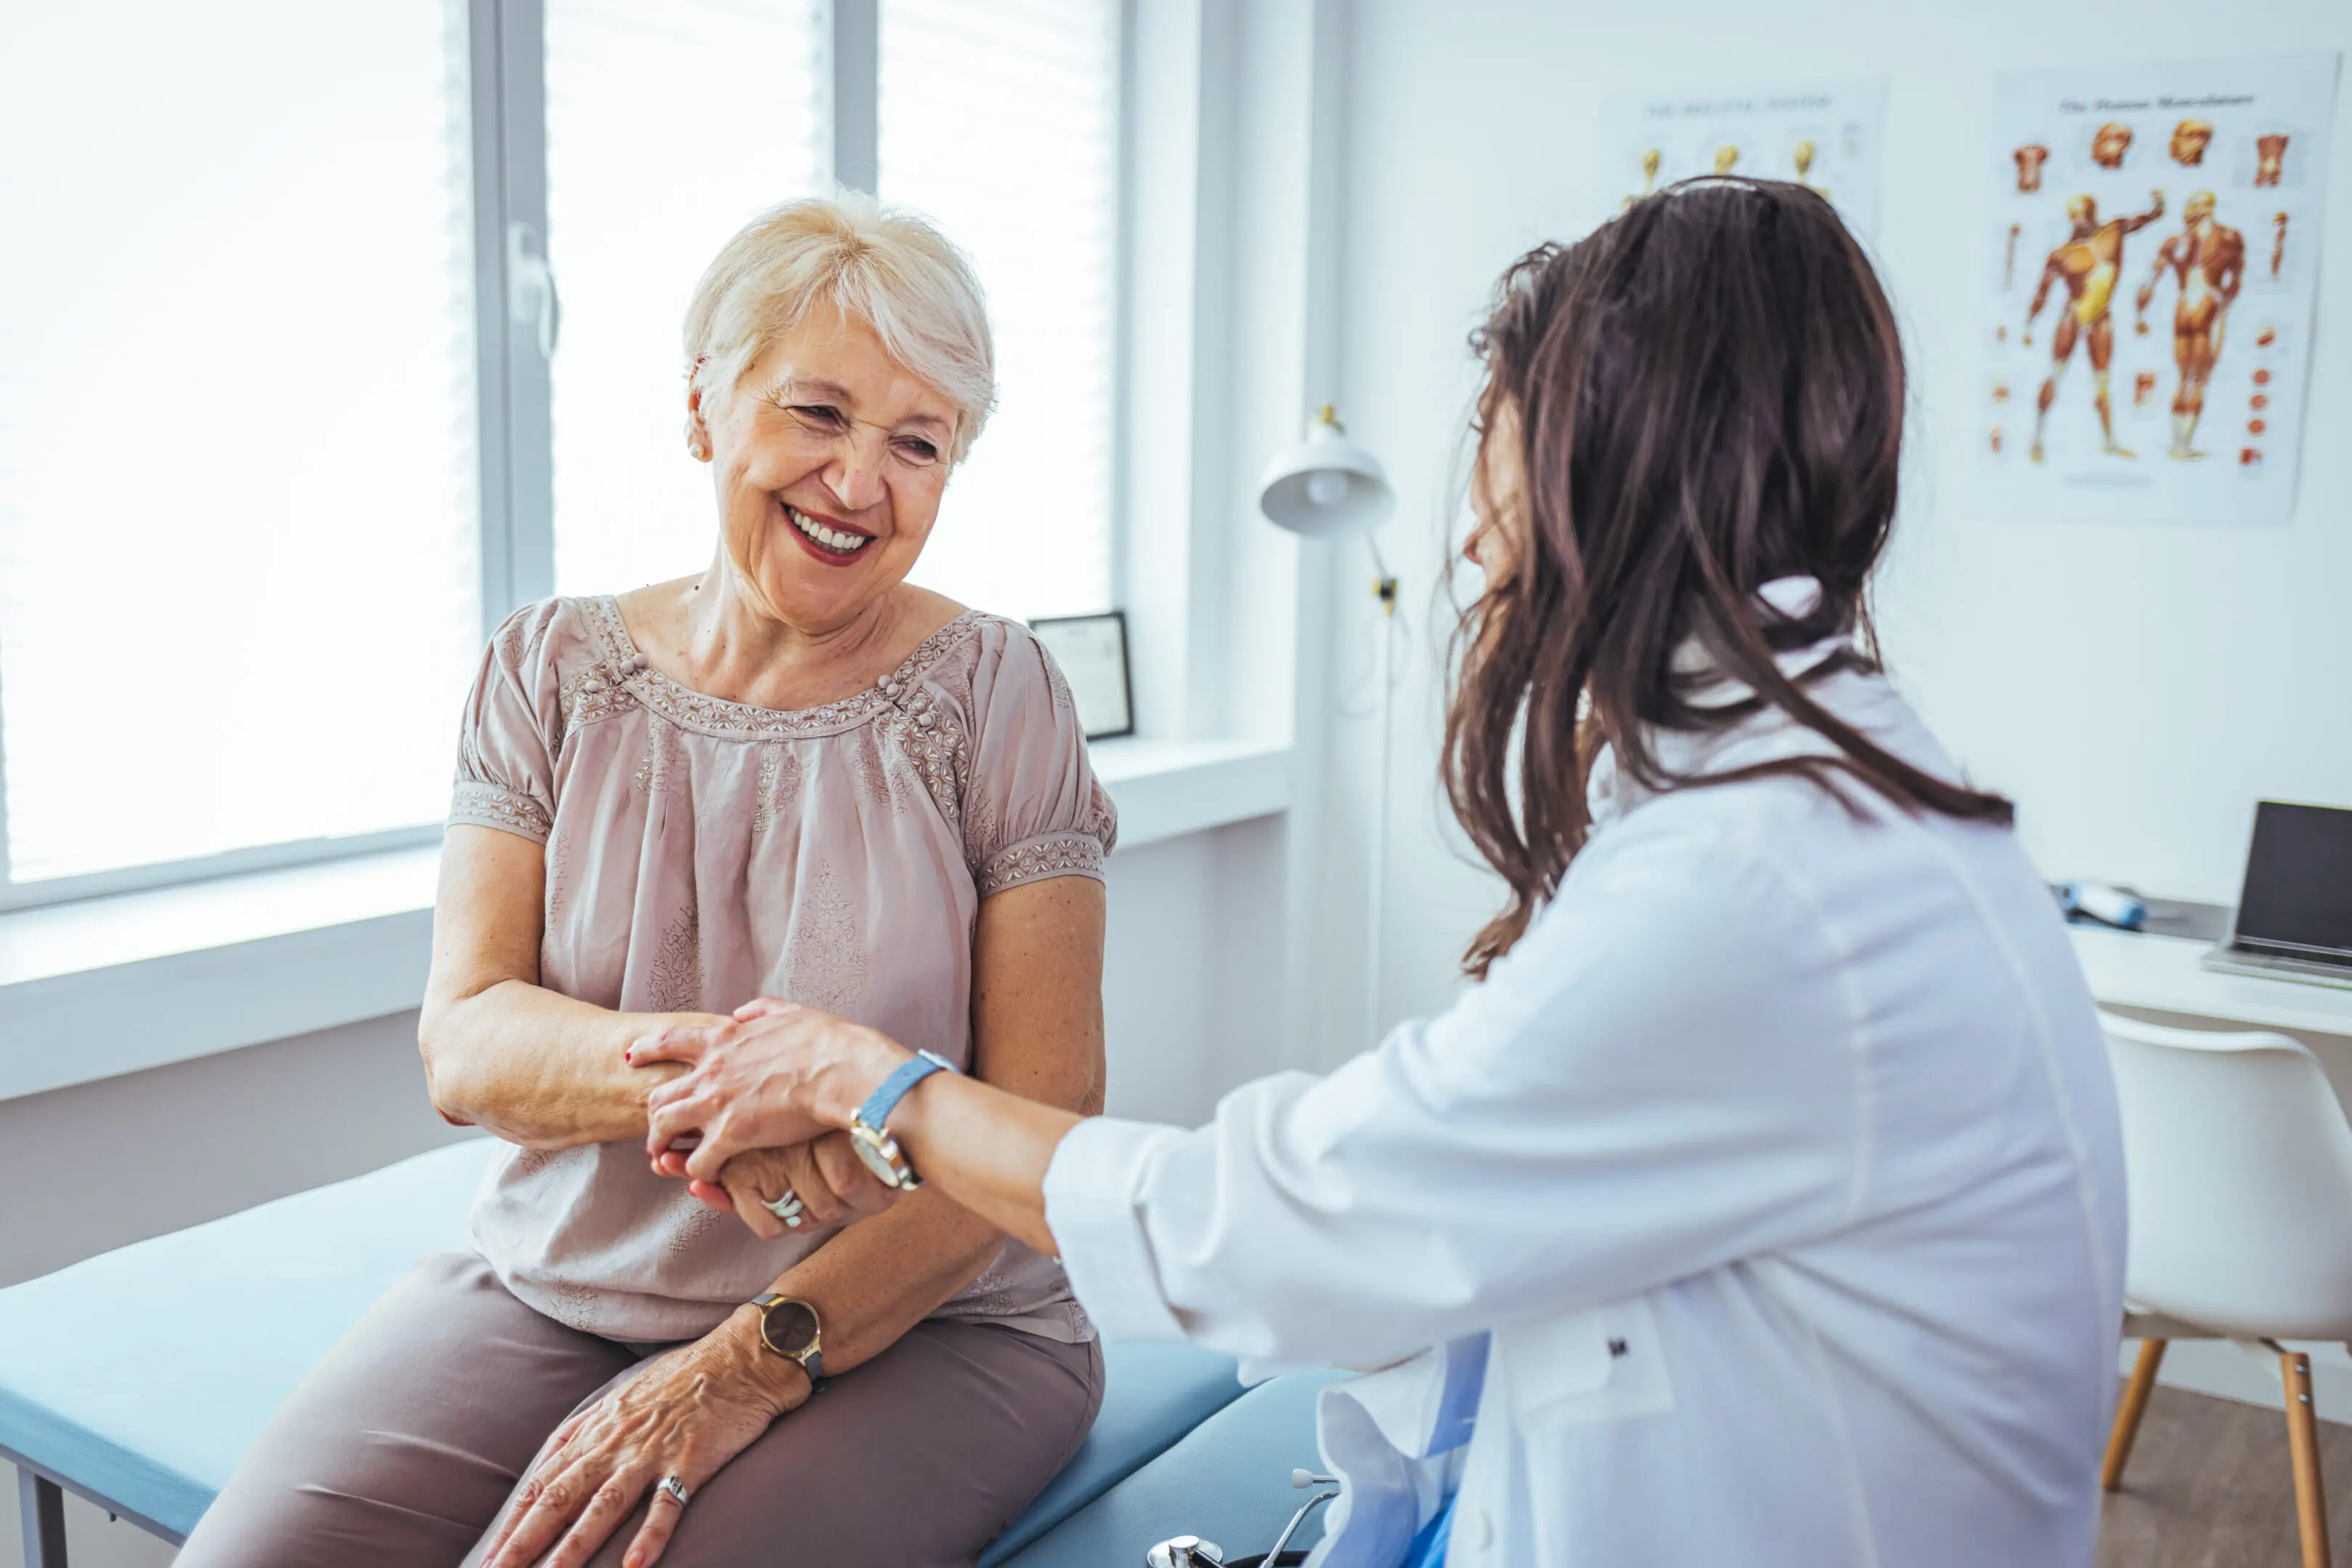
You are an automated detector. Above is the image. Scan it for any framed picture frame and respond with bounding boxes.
[1028,611,1136,742]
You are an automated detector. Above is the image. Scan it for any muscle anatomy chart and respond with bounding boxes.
[1603,79,1887,239]
[1971,54,2337,527]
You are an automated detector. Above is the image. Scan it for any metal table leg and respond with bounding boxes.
[18,1465,68,1568]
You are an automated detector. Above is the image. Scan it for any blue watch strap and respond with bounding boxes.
[856,1050,956,1135]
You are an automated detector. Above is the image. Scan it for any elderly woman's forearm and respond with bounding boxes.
[420,979,692,1148]
[753,1191,1008,1377]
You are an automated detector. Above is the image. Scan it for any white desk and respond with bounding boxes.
[2070,924,2352,1040]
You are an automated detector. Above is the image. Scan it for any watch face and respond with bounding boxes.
[762,1297,818,1359]
[852,1126,903,1187]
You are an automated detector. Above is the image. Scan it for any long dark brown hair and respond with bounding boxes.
[1443,178,2012,977]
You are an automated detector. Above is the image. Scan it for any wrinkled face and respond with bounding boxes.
[1465,393,1529,587]
[688,305,958,634]
[2185,191,2216,226]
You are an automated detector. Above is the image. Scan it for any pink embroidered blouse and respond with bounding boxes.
[447,595,1116,1343]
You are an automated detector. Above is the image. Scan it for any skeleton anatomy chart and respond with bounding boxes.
[1971,54,2337,526]
[1603,80,1887,240]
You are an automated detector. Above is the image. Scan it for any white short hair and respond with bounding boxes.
[684,192,996,462]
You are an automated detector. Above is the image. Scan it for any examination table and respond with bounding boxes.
[0,1140,1330,1566]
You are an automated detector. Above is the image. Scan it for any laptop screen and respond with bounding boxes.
[2235,801,2352,960]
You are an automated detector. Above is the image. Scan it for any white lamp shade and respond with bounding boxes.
[1257,416,1395,539]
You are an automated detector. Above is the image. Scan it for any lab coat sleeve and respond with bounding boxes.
[1041,811,1868,1370]
[1046,1116,1197,1341]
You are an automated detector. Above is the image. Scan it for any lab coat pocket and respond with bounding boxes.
[1503,1294,1675,1427]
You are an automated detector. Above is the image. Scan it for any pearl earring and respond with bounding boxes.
[689,443,708,461]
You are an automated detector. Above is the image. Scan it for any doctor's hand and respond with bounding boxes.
[632,999,916,1182]
[675,1137,903,1237]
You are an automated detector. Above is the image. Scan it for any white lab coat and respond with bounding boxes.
[1044,583,2125,1567]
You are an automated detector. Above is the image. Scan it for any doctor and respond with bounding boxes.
[634,179,2126,1568]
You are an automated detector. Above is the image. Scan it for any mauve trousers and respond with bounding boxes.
[174,1251,1104,1567]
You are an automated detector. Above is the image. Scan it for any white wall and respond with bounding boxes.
[1102,817,1293,1124]
[1298,0,2352,1066]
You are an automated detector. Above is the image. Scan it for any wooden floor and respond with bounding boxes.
[2101,1381,2352,1567]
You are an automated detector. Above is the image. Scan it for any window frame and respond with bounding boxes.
[0,0,1013,915]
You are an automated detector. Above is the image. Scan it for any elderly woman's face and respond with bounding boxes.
[692,304,958,633]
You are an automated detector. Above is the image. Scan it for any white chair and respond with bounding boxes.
[2099,1012,2352,1568]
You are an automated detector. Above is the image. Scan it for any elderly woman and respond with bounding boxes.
[176,195,1117,1568]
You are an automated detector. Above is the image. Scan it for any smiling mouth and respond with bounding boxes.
[785,503,876,563]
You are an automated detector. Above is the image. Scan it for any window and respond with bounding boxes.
[0,0,1124,910]
[0,0,479,897]
[545,0,829,596]
[881,0,1120,623]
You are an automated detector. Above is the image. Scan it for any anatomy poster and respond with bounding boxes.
[1603,80,1887,239]
[1970,54,2338,526]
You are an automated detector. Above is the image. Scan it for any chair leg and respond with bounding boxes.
[2282,1349,2332,1568]
[17,1465,68,1568]
[2104,1338,2168,1490]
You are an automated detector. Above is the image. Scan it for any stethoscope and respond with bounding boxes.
[1144,1469,1340,1567]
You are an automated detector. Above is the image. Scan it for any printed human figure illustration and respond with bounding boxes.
[1713,144,1740,174]
[2272,211,2288,277]
[2014,143,2050,192]
[1792,140,1827,195]
[2133,191,2243,460]
[2255,134,2290,187]
[2025,189,2167,462]
[2091,122,2134,170]
[1624,148,1664,213]
[2168,119,2213,166]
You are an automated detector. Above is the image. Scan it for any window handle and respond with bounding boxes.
[506,221,562,359]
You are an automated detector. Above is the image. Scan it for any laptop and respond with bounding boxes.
[2202,801,2352,990]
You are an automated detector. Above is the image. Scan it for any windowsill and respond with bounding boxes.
[0,737,1292,1102]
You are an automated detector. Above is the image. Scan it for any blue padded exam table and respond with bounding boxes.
[0,1140,1324,1567]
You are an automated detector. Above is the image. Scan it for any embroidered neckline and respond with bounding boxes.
[582,595,985,740]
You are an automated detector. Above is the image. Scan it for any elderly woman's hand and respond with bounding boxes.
[476,1306,807,1568]
[630,999,915,1181]
[677,1137,902,1237]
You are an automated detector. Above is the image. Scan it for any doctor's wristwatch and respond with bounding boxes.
[749,1294,823,1384]
[847,1049,959,1191]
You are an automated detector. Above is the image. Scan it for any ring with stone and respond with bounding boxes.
[656,1474,691,1509]
[762,1188,806,1229]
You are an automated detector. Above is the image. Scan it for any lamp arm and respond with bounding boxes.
[1364,531,1397,1047]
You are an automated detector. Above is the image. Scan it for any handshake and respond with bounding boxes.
[627,997,923,1241]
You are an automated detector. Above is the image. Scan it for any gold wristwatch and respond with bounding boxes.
[749,1294,822,1384]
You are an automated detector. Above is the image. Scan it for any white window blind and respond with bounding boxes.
[880,0,1120,623]
[0,0,479,889]
[545,0,830,598]
[0,0,1130,910]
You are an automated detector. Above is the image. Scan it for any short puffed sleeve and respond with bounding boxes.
[961,623,1120,898]
[447,599,569,844]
